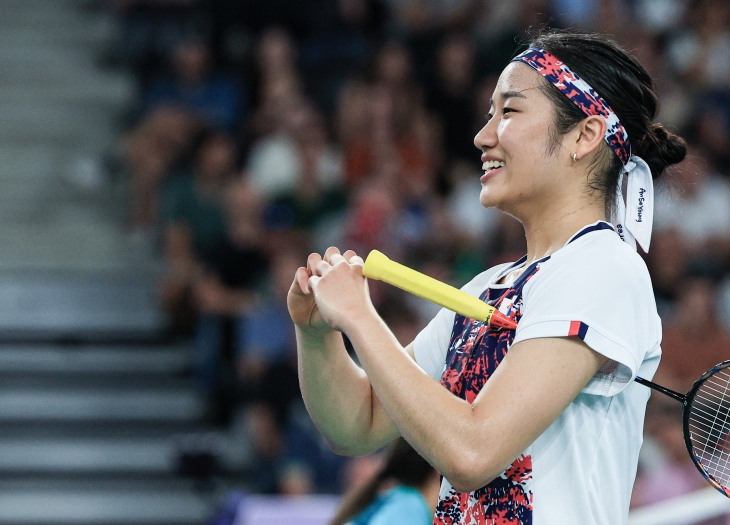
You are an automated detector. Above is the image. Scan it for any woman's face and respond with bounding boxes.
[474,62,567,217]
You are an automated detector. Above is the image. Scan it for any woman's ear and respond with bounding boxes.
[571,115,607,161]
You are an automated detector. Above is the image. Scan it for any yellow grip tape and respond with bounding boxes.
[363,250,496,323]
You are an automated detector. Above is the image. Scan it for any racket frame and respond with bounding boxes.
[681,359,730,498]
[636,362,730,498]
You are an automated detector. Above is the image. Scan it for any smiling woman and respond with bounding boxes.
[288,31,686,525]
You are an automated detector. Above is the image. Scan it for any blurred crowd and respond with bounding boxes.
[104,0,730,512]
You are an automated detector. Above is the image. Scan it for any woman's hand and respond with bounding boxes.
[287,247,372,335]
[288,254,331,336]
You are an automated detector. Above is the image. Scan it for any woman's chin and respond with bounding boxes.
[479,187,501,209]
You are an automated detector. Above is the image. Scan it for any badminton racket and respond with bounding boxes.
[363,249,730,498]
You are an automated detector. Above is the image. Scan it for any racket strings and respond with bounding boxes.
[688,369,730,489]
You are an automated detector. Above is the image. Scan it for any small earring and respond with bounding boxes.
[572,153,578,162]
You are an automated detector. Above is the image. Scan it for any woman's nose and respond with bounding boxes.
[474,119,497,151]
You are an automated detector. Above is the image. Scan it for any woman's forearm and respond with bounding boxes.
[296,326,397,455]
[343,311,502,488]
[344,310,607,492]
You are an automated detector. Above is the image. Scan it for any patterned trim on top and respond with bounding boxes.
[567,221,615,244]
[568,321,589,340]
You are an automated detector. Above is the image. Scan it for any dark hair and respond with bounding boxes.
[329,439,435,525]
[528,31,687,213]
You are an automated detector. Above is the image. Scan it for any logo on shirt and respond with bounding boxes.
[498,297,514,316]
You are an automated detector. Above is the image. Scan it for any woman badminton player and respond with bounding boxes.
[288,32,687,524]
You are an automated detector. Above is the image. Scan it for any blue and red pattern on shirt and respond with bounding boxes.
[434,257,545,525]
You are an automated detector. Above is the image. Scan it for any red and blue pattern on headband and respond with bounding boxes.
[512,47,631,165]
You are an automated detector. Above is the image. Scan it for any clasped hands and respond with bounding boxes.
[288,246,375,335]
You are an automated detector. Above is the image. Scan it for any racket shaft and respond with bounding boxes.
[363,250,510,327]
[634,376,685,402]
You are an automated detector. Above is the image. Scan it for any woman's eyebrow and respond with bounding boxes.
[501,90,528,101]
[489,90,528,107]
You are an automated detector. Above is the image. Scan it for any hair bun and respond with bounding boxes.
[639,124,687,179]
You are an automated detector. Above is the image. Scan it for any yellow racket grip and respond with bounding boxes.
[363,250,517,330]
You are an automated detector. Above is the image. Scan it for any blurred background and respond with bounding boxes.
[1,0,730,523]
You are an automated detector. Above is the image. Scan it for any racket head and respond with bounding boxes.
[683,360,730,498]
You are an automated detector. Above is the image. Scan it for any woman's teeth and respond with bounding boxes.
[482,160,505,171]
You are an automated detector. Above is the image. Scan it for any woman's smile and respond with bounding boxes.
[480,162,504,182]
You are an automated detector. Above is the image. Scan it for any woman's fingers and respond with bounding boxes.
[318,247,346,275]
[328,253,347,266]
[323,246,341,263]
[308,275,321,293]
[315,258,333,277]
[341,250,364,266]
[349,255,365,268]
[307,248,364,290]
[307,252,323,276]
[294,266,311,294]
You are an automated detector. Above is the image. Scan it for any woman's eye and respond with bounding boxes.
[486,107,514,122]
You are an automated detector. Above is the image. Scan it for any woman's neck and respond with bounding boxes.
[520,198,606,264]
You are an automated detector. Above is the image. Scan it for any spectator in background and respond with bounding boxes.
[653,277,730,393]
[341,454,386,497]
[592,0,635,41]
[406,200,459,273]
[425,34,477,165]
[236,247,300,426]
[653,149,730,277]
[118,105,200,230]
[108,0,201,86]
[470,0,552,78]
[159,132,238,335]
[244,401,285,493]
[487,213,527,267]
[247,101,343,202]
[192,178,270,419]
[633,0,687,37]
[198,180,270,317]
[342,180,399,256]
[296,0,383,114]
[439,76,502,273]
[694,105,730,174]
[387,0,480,37]
[278,401,349,495]
[447,159,497,218]
[377,294,421,346]
[386,0,481,82]
[550,0,598,27]
[235,248,305,491]
[145,38,243,132]
[370,40,416,94]
[645,229,689,320]
[249,27,304,139]
[666,0,730,91]
[340,83,437,196]
[352,39,443,200]
[264,104,348,234]
[330,438,440,525]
